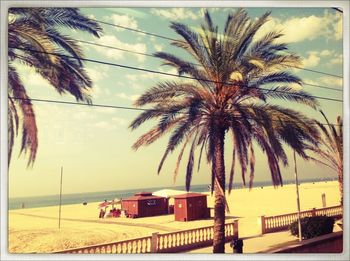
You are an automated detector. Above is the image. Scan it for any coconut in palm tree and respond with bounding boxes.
[130,9,320,253]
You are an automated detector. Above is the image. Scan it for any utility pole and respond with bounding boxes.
[58,166,63,229]
[293,151,302,241]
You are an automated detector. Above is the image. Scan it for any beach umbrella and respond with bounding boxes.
[98,201,111,209]
[110,198,121,208]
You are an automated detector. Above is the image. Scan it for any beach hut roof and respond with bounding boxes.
[173,192,207,199]
[152,189,189,198]
[123,192,166,201]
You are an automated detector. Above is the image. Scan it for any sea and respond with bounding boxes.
[8,177,336,210]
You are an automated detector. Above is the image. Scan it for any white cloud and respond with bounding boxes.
[302,52,321,68]
[86,65,109,82]
[320,50,332,57]
[72,109,89,120]
[255,11,342,43]
[125,74,139,81]
[334,13,342,40]
[112,117,127,126]
[154,44,164,52]
[88,84,111,99]
[116,92,139,101]
[300,50,342,69]
[329,54,342,65]
[93,116,127,130]
[319,76,343,87]
[84,65,111,98]
[107,14,139,31]
[319,50,342,64]
[94,121,114,130]
[302,78,319,86]
[95,107,117,114]
[125,67,178,85]
[151,8,199,21]
[93,35,147,62]
[14,63,51,89]
[87,14,96,20]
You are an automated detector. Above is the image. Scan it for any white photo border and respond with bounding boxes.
[1,1,349,260]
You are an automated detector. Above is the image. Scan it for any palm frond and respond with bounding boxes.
[251,72,302,86]
[131,117,185,150]
[8,8,102,166]
[8,96,19,166]
[248,142,256,189]
[186,137,197,191]
[263,86,319,109]
[8,66,38,166]
[228,146,236,194]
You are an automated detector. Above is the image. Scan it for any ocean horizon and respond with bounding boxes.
[9,177,336,210]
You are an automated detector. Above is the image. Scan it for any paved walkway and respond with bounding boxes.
[188,223,343,254]
[187,231,297,253]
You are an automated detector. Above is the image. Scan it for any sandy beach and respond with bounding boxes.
[8,181,340,253]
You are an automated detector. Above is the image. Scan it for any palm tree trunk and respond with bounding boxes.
[338,167,343,206]
[212,127,226,253]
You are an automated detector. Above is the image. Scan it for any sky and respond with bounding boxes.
[8,7,343,198]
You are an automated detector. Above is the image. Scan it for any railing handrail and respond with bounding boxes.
[158,220,236,238]
[314,205,342,212]
[262,205,342,234]
[54,220,237,253]
[264,205,341,220]
[54,235,152,253]
[54,206,342,253]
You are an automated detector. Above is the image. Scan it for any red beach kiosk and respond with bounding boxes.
[121,192,168,218]
[174,193,210,221]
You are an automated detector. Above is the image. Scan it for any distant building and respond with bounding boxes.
[174,193,210,221]
[121,192,168,218]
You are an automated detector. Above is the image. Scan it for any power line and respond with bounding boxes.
[10,96,341,127]
[10,96,148,112]
[332,7,343,13]
[76,39,342,93]
[299,82,342,92]
[91,18,343,79]
[12,47,343,103]
[76,39,156,59]
[292,66,343,79]
[91,19,177,42]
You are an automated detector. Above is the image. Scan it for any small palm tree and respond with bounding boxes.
[8,8,102,166]
[130,9,320,253]
[309,111,343,205]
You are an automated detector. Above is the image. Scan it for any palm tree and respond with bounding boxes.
[8,8,102,166]
[130,9,320,253]
[309,111,343,205]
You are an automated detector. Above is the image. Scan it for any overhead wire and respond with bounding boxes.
[75,39,342,93]
[10,96,341,127]
[90,18,343,79]
[12,47,343,103]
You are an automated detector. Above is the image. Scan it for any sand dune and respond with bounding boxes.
[8,181,340,253]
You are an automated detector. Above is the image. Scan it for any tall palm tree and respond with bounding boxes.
[8,8,102,166]
[130,9,320,253]
[309,112,343,205]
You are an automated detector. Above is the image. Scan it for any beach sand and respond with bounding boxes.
[8,181,340,253]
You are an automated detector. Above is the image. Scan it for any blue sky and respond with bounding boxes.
[9,7,343,197]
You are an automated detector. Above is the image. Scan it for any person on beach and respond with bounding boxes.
[99,209,105,218]
[230,236,243,253]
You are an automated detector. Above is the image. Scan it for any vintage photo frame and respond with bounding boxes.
[1,0,349,260]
